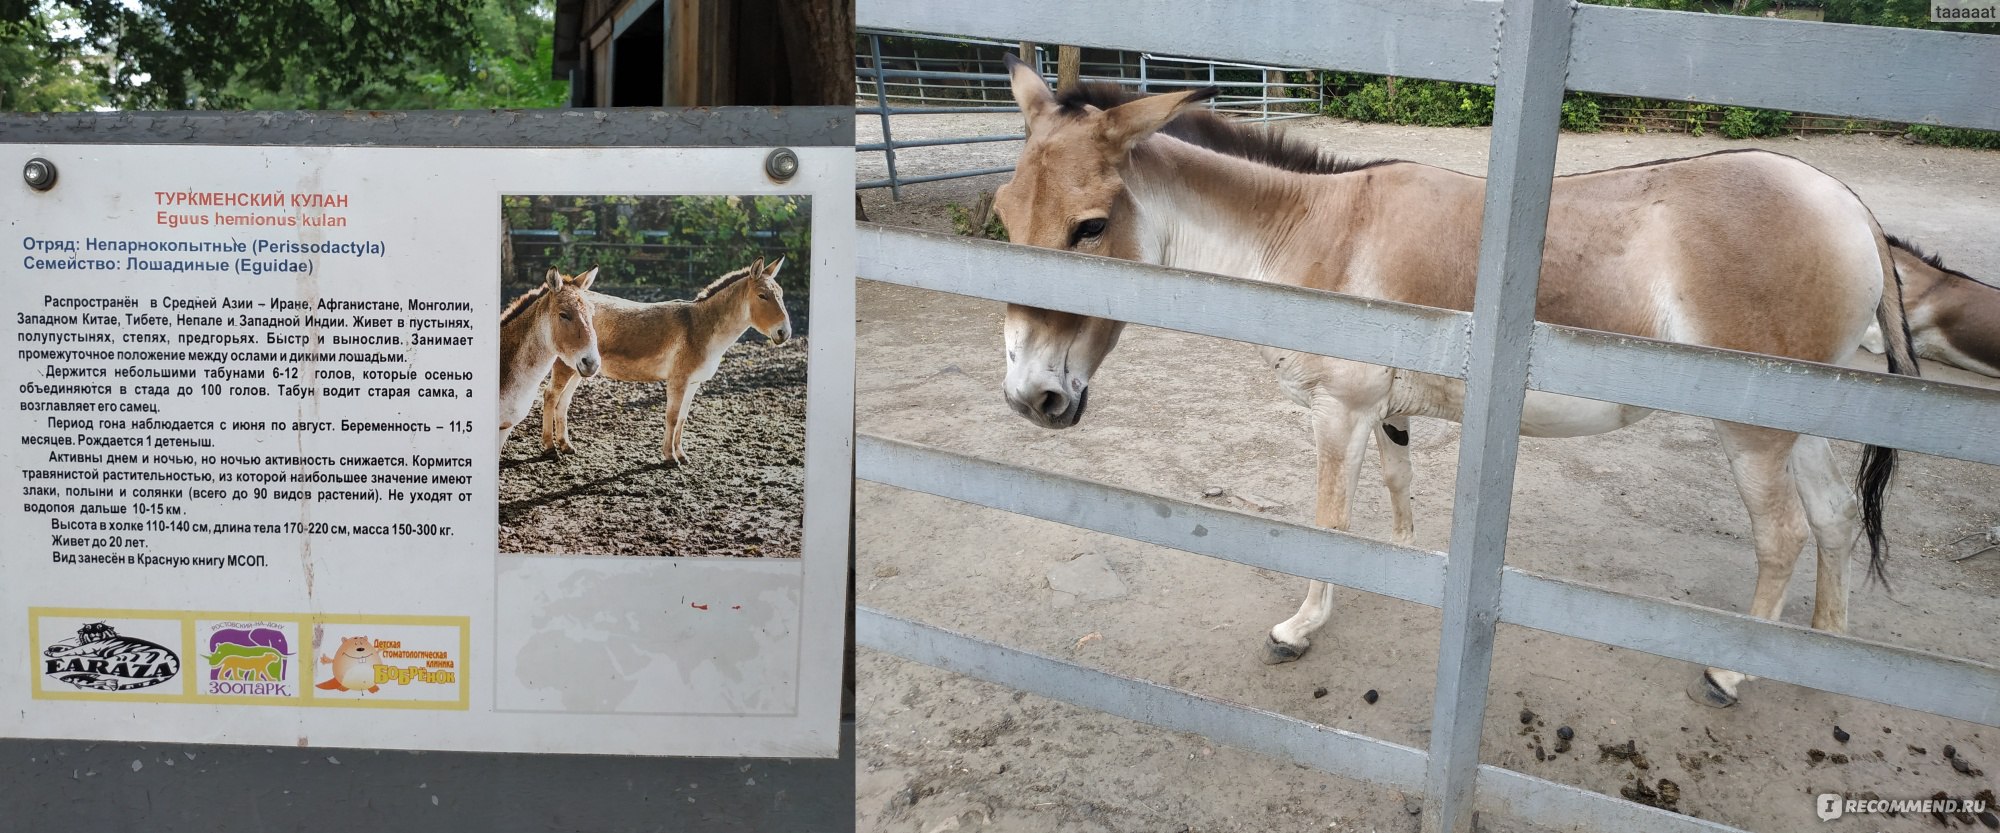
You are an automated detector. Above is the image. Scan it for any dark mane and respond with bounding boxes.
[1886,234,1996,289]
[1055,82,1397,176]
[694,264,758,301]
[500,284,548,325]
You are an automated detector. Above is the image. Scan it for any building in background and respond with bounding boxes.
[553,0,852,107]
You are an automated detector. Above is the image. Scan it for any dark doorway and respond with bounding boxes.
[610,2,664,107]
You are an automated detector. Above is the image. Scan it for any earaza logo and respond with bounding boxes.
[43,622,180,691]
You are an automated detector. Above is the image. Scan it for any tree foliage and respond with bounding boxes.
[0,5,104,110]
[501,195,815,329]
[2,0,569,111]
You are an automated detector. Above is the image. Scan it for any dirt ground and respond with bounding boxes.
[854,115,2000,832]
[499,339,807,558]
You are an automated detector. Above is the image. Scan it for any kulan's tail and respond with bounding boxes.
[1857,238,1921,587]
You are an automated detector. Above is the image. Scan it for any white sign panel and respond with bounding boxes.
[1,144,853,756]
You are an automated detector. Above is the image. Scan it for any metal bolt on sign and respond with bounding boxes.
[765,148,800,182]
[23,157,57,191]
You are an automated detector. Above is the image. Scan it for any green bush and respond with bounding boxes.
[947,201,1008,241]
[1560,95,1603,133]
[1907,124,2000,149]
[1323,73,1494,128]
[1718,106,1794,139]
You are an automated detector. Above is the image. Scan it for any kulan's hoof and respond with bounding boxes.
[1261,635,1308,665]
[1687,671,1739,708]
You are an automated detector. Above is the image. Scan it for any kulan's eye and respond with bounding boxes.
[559,312,572,321]
[759,293,772,301]
[1071,217,1108,246]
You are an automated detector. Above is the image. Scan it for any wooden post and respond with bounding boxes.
[1057,45,1081,90]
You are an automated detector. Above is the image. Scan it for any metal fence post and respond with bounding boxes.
[869,33,903,200]
[1421,1,1575,832]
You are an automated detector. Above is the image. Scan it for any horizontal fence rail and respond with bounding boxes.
[858,607,1733,833]
[859,434,1447,608]
[1530,327,2000,466]
[857,606,1432,791]
[859,0,1999,131]
[858,225,1471,377]
[857,435,2000,727]
[861,225,2000,466]
[1569,5,2000,131]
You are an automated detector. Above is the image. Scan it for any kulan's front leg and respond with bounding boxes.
[1265,400,1378,664]
[540,360,584,453]
[659,379,687,465]
[669,381,703,464]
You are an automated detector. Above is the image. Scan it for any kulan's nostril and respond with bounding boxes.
[1036,390,1068,418]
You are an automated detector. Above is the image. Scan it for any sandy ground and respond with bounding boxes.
[499,340,807,558]
[854,115,2000,832]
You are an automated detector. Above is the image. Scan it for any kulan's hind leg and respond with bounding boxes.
[1792,436,1859,633]
[540,361,585,453]
[1694,422,1807,707]
[1377,416,1417,548]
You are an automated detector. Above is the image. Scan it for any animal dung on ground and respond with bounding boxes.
[1832,726,1850,744]
[1519,709,1536,725]
[1312,686,1328,699]
[1557,726,1574,741]
[1363,689,1379,705]
[1599,740,1650,770]
[1620,777,1681,812]
[1202,487,1223,498]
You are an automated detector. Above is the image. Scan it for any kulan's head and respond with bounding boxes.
[747,257,793,345]
[544,266,601,377]
[992,54,1217,428]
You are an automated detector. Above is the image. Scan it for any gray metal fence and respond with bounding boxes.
[851,2,2000,832]
[856,28,1316,197]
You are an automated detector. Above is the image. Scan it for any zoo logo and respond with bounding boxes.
[43,622,180,691]
[204,623,292,697]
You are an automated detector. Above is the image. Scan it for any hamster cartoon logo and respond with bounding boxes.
[316,636,383,694]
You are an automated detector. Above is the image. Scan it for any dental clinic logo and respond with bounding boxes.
[42,622,180,691]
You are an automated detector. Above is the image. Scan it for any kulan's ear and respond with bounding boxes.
[571,266,599,290]
[765,257,785,278]
[748,256,765,277]
[1004,53,1057,130]
[545,268,564,291]
[1100,86,1219,155]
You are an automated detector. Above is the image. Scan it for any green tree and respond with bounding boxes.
[4,0,569,111]
[0,5,105,110]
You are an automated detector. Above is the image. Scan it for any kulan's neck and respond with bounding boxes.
[690,281,757,352]
[1123,138,1326,286]
[501,294,557,388]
